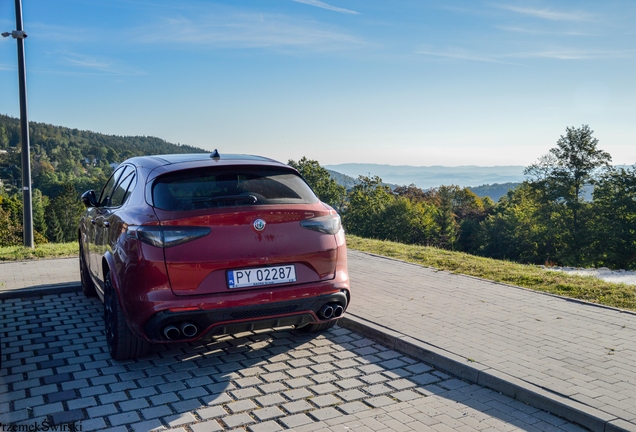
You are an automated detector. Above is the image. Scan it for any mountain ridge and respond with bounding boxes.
[324,163,528,190]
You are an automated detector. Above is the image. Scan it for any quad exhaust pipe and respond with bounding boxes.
[318,303,345,320]
[333,305,344,317]
[163,325,180,340]
[180,322,198,338]
[163,322,198,340]
[319,304,334,319]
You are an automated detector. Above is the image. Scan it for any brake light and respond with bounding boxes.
[127,226,211,248]
[300,214,342,234]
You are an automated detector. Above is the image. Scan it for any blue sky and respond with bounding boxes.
[1,0,635,166]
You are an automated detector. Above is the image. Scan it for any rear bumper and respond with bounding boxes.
[143,291,348,343]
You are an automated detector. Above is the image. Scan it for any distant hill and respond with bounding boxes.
[325,162,632,202]
[327,166,521,201]
[468,182,520,201]
[326,169,399,191]
[0,114,206,197]
[324,163,528,190]
[326,169,357,189]
[0,114,205,158]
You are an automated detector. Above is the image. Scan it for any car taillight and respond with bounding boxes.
[127,226,211,248]
[300,214,342,235]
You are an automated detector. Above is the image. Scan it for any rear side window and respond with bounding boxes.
[152,167,318,211]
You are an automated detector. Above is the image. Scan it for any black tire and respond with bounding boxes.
[104,271,149,360]
[79,245,96,297]
[298,319,338,333]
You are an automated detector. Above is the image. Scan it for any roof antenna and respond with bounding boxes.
[210,149,220,159]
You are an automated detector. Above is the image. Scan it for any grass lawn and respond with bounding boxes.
[347,235,636,312]
[0,242,78,261]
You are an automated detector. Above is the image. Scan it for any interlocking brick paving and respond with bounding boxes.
[0,258,78,292]
[347,250,636,429]
[0,292,584,431]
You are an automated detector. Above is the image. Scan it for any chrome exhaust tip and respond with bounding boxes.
[319,304,334,319]
[180,322,198,338]
[333,305,344,317]
[163,325,180,340]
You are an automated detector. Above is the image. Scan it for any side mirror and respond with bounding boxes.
[81,190,98,208]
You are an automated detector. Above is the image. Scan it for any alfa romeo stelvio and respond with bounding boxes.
[78,151,350,359]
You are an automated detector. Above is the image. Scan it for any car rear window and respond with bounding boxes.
[152,167,319,211]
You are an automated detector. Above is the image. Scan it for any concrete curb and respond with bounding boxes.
[0,282,81,300]
[339,314,633,432]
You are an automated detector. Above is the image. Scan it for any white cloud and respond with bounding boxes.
[133,13,364,51]
[415,46,520,65]
[495,25,596,37]
[27,23,97,43]
[63,56,111,70]
[292,0,359,15]
[416,45,634,63]
[494,4,594,22]
[59,53,145,75]
[508,49,635,60]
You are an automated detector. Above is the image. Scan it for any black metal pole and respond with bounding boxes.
[14,0,34,248]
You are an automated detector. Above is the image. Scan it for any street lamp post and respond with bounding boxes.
[2,0,34,248]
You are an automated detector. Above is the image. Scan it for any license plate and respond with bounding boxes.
[227,265,296,289]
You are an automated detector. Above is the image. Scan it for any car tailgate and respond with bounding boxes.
[153,207,338,296]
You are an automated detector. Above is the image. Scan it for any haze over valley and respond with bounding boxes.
[325,163,528,190]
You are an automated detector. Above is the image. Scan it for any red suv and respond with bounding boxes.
[78,152,349,360]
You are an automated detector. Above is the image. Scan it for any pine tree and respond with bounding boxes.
[47,210,65,243]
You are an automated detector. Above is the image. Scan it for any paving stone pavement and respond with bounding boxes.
[2,253,636,430]
[346,251,636,431]
[0,258,79,296]
[0,291,586,431]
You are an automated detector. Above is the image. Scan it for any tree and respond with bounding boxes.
[378,197,439,245]
[527,124,611,195]
[590,167,636,269]
[433,186,459,249]
[343,175,394,238]
[32,188,48,239]
[525,125,611,263]
[46,184,83,243]
[476,183,561,264]
[288,157,346,211]
[47,211,65,243]
[394,184,429,202]
[455,192,490,254]
[421,185,489,251]
[0,205,20,246]
[0,193,22,231]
